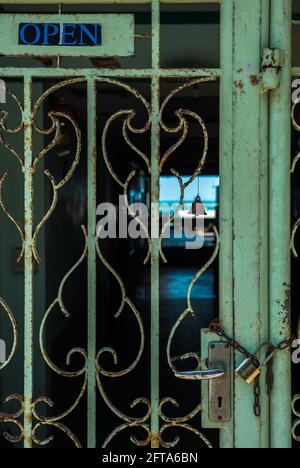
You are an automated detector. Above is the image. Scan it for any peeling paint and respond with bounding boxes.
[234,79,244,91]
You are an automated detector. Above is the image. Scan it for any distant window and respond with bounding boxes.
[160,175,219,218]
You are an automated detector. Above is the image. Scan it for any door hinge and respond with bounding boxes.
[261,48,281,93]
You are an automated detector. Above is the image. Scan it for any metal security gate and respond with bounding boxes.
[0,0,295,449]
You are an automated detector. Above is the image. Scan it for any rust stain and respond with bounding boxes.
[25,413,32,424]
[249,75,259,86]
[149,432,160,446]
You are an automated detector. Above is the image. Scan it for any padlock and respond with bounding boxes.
[236,357,261,385]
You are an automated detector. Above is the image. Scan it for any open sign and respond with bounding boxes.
[19,23,102,47]
[0,14,134,57]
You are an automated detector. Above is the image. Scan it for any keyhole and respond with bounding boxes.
[217,396,223,409]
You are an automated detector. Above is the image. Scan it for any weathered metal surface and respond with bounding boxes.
[0,14,134,57]
[269,0,292,449]
[208,342,231,423]
[219,0,234,449]
[87,78,97,448]
[0,0,294,451]
[0,0,236,449]
[150,0,160,449]
[0,68,221,78]
[261,48,281,92]
[23,73,34,448]
[232,0,270,449]
[0,0,222,3]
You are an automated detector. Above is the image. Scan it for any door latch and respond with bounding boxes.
[176,339,231,424]
[175,369,225,381]
[261,48,281,93]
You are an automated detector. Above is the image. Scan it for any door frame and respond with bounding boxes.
[0,0,293,449]
[269,0,291,449]
[220,0,292,448]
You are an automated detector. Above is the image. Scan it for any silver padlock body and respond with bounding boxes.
[236,358,260,384]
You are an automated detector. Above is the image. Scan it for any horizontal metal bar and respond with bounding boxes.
[292,67,300,76]
[0,67,221,78]
[0,0,221,4]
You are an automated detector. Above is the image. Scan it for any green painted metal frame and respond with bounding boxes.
[0,0,221,3]
[0,0,294,450]
[269,0,292,449]
[210,0,271,449]
[218,0,292,448]
[0,0,222,449]
[150,0,160,449]
[219,0,233,447]
[87,77,97,449]
[23,71,34,449]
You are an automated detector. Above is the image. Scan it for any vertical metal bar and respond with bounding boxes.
[151,0,160,448]
[23,72,33,448]
[232,0,269,448]
[87,77,97,448]
[219,0,234,448]
[269,0,292,449]
[259,0,270,450]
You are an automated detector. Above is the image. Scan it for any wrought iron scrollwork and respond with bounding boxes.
[291,88,300,448]
[0,76,217,448]
[96,79,152,446]
[0,80,85,447]
[0,90,22,443]
[292,395,300,443]
[292,98,300,447]
[159,424,213,449]
[159,78,214,263]
[291,101,300,256]
[0,395,24,444]
[100,77,217,448]
[100,78,151,265]
[0,299,18,371]
[160,79,218,447]
[0,90,24,261]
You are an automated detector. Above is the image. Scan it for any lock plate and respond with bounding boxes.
[208,342,231,423]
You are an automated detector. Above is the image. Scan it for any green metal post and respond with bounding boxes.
[0,0,222,4]
[150,0,160,448]
[269,0,292,449]
[219,0,234,448]
[23,72,33,448]
[87,78,97,448]
[232,0,269,448]
[0,69,221,79]
[259,0,271,450]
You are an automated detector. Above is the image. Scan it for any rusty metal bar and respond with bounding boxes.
[0,0,221,4]
[219,0,233,448]
[269,0,292,449]
[23,72,33,448]
[150,0,160,449]
[259,0,271,450]
[87,77,97,448]
[0,68,221,79]
[231,0,269,448]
